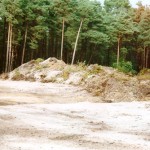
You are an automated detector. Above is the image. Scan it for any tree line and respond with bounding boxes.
[0,0,149,73]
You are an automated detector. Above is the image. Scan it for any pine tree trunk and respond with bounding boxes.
[10,29,15,71]
[88,53,93,64]
[46,30,49,58]
[2,17,6,72]
[146,48,149,68]
[55,37,58,58]
[8,24,13,72]
[107,49,110,66]
[61,18,65,60]
[117,37,120,67]
[21,24,28,65]
[31,50,34,60]
[71,19,83,65]
[88,44,96,64]
[5,23,10,73]
[143,46,146,68]
[10,48,13,72]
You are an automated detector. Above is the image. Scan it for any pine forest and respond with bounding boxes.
[0,0,150,74]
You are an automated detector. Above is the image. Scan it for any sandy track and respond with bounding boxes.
[0,80,99,104]
[0,80,150,150]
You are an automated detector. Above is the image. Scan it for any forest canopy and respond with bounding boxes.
[0,0,149,73]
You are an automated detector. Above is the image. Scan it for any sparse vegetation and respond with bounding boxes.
[0,57,149,101]
[11,69,24,80]
[62,70,70,80]
[35,58,44,63]
[87,64,103,75]
[0,73,9,80]
[35,65,43,71]
[138,68,150,80]
[139,68,150,75]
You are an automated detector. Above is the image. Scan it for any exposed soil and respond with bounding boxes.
[0,80,150,150]
[4,57,150,102]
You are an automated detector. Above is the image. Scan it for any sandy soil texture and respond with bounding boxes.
[0,80,150,150]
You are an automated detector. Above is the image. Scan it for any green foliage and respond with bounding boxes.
[120,47,128,59]
[138,6,150,47]
[113,61,137,74]
[0,0,23,24]
[0,0,150,73]
[82,30,109,44]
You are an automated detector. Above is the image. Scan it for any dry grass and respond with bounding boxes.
[0,73,9,80]
[137,74,150,80]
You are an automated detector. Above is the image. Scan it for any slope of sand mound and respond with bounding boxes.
[1,57,150,102]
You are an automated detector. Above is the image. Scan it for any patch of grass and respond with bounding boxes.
[61,63,103,81]
[29,60,36,64]
[137,74,150,80]
[87,64,103,75]
[12,69,24,80]
[138,68,150,80]
[109,72,130,81]
[35,65,43,70]
[82,72,90,80]
[61,63,87,81]
[139,68,150,75]
[35,58,44,63]
[62,69,70,80]
[77,61,87,70]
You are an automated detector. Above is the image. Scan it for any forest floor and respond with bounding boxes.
[0,80,150,150]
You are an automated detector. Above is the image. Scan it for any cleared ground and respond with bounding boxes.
[0,80,150,150]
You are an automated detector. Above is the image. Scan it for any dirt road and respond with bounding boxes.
[0,80,150,150]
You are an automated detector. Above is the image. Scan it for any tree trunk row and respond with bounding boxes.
[5,22,13,73]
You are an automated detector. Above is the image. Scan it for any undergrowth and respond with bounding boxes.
[113,61,137,75]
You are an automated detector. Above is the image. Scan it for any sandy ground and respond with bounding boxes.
[0,80,150,150]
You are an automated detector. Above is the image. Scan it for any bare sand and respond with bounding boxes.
[0,80,150,150]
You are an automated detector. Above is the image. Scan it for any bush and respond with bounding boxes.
[113,61,137,74]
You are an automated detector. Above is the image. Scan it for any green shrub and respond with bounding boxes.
[113,61,137,75]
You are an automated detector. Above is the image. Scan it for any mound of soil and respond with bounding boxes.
[1,57,150,102]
